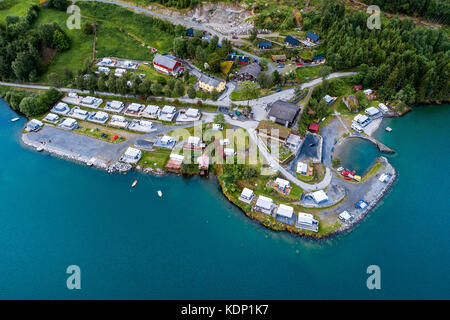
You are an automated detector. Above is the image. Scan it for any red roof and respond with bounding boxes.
[307,109,315,115]
[309,123,319,132]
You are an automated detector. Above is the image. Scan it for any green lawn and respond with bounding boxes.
[75,125,127,143]
[296,66,321,82]
[79,2,176,61]
[138,148,171,169]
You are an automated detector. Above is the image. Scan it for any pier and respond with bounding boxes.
[351,133,395,154]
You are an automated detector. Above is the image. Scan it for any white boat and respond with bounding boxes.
[11,117,19,122]
[36,147,43,152]
[157,190,162,197]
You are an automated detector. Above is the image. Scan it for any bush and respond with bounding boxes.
[82,22,94,35]
[332,157,341,168]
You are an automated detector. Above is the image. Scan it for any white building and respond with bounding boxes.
[339,210,351,222]
[363,89,373,95]
[185,108,200,118]
[379,173,390,183]
[296,161,308,175]
[161,136,174,144]
[125,103,145,116]
[51,102,70,115]
[90,111,109,124]
[121,147,142,164]
[59,118,77,130]
[353,114,371,127]
[378,103,389,113]
[98,67,110,74]
[26,119,43,131]
[365,107,381,117]
[275,178,290,191]
[70,107,90,120]
[219,138,230,146]
[323,94,335,105]
[187,136,201,147]
[254,195,274,215]
[109,115,129,129]
[128,120,154,133]
[239,188,254,201]
[296,212,319,232]
[311,190,328,204]
[43,113,59,123]
[351,123,363,133]
[169,153,184,162]
[143,105,160,119]
[81,96,103,108]
[159,105,177,122]
[115,68,126,77]
[276,204,294,219]
[286,134,301,150]
[99,58,114,66]
[105,100,125,113]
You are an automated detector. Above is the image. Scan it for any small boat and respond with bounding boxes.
[131,180,138,188]
[36,147,43,152]
[157,190,162,197]
[385,127,392,132]
[11,118,19,122]
[344,176,352,180]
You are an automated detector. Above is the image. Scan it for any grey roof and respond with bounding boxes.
[268,100,300,123]
[153,54,178,69]
[199,74,223,88]
[237,63,262,78]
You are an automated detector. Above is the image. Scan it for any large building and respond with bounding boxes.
[198,74,226,93]
[284,35,300,47]
[152,54,184,77]
[267,100,300,127]
[233,63,262,82]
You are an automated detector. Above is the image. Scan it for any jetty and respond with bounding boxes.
[351,133,395,154]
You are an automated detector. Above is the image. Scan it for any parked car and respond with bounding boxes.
[275,88,282,92]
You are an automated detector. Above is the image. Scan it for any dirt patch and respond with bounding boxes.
[148,2,255,35]
[41,47,57,64]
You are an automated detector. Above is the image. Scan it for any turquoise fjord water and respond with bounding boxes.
[0,99,449,299]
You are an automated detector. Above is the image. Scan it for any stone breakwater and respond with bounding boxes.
[335,157,397,235]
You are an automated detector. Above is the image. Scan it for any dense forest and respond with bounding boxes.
[361,0,450,25]
[319,0,449,104]
[0,4,71,82]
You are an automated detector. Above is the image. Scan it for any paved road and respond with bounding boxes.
[0,72,356,110]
